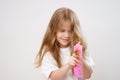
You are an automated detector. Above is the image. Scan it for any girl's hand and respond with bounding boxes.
[68,53,82,68]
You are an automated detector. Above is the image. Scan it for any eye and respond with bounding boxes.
[69,30,72,33]
[61,30,65,32]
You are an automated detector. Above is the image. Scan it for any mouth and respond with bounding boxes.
[62,39,70,42]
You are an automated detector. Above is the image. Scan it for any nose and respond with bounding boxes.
[64,31,70,38]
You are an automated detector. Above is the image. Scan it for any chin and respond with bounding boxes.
[61,43,70,47]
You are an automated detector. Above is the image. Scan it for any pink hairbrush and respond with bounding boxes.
[73,44,83,78]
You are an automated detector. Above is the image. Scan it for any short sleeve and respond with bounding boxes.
[85,53,95,72]
[41,52,59,79]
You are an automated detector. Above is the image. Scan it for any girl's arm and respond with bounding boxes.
[82,59,93,79]
[49,63,71,80]
[49,55,79,80]
[49,54,93,80]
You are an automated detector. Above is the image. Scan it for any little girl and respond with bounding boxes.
[35,7,94,80]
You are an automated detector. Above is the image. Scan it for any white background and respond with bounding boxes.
[0,0,120,80]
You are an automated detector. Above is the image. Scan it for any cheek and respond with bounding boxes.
[56,32,61,41]
[56,32,63,38]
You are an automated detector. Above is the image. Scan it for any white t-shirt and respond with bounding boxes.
[41,47,95,80]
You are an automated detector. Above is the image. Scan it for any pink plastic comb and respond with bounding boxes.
[73,44,83,78]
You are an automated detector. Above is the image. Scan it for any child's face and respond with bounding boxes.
[56,21,72,48]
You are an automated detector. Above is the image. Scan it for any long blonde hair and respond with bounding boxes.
[35,7,87,68]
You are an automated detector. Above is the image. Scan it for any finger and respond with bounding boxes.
[72,53,77,58]
[75,58,83,65]
[74,58,80,63]
[77,42,80,45]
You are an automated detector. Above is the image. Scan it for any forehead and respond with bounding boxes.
[58,20,72,30]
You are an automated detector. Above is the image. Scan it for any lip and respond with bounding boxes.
[62,39,70,42]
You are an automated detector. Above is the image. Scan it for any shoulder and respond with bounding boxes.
[42,51,57,65]
[43,51,52,58]
[43,51,53,60]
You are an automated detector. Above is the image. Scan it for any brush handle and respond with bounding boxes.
[73,44,83,78]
